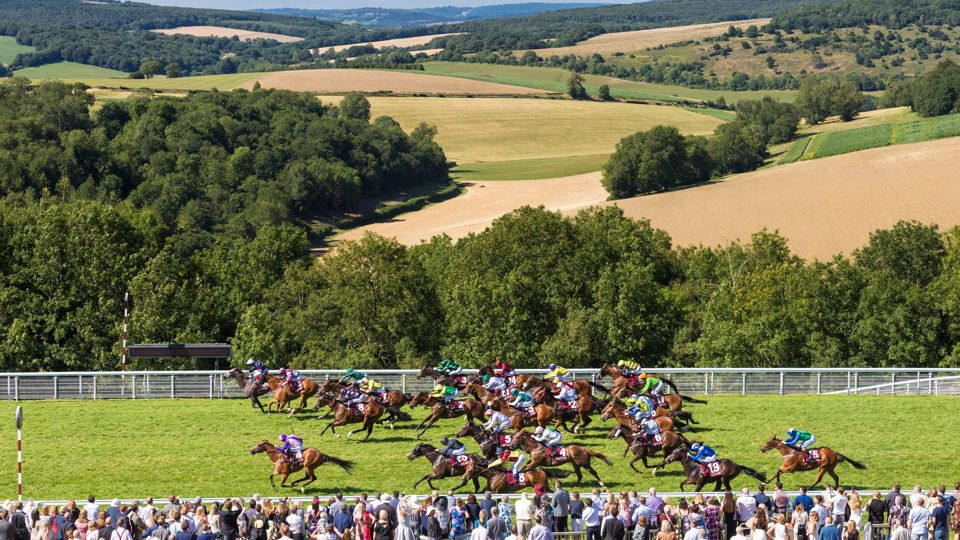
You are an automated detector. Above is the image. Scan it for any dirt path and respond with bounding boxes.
[339,137,960,259]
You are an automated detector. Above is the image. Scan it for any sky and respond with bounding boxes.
[144,0,626,10]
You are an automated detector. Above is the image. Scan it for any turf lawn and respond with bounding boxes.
[14,62,128,79]
[0,395,953,500]
[0,36,34,66]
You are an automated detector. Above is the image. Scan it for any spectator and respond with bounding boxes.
[866,493,887,535]
[792,503,809,540]
[111,520,132,540]
[633,517,650,540]
[481,494,497,521]
[107,506,121,532]
[909,489,925,510]
[819,518,840,540]
[84,502,99,526]
[277,523,293,540]
[451,500,467,539]
[486,508,506,540]
[571,493,585,534]
[471,511,488,540]
[830,490,848,525]
[1,511,17,540]
[722,492,737,540]
[173,521,193,540]
[195,523,213,540]
[807,511,820,540]
[952,486,960,540]
[655,521,676,540]
[647,491,665,529]
[890,519,909,540]
[583,499,601,540]
[516,494,534,540]
[425,509,441,540]
[601,505,624,540]
[286,506,304,540]
[138,501,155,527]
[768,514,788,540]
[749,506,767,540]
[841,521,858,540]
[815,499,830,527]
[929,498,947,540]
[100,517,114,540]
[529,516,553,540]
[371,512,389,540]
[332,505,352,540]
[754,488,771,515]
[219,502,241,540]
[731,526,749,540]
[773,485,791,518]
[353,503,372,540]
[373,497,395,539]
[497,498,512,533]
[737,490,757,526]
[907,498,930,540]
[553,482,570,533]
[795,489,814,514]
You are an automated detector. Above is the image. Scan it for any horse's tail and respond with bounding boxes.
[586,449,612,466]
[838,453,867,470]
[680,394,708,404]
[660,377,680,394]
[739,465,767,483]
[544,468,573,478]
[325,454,355,475]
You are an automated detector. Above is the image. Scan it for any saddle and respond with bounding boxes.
[350,403,366,417]
[649,394,666,407]
[641,433,663,447]
[285,451,304,465]
[803,449,821,465]
[446,400,467,413]
[548,446,569,463]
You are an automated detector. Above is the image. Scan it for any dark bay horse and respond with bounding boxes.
[760,436,865,488]
[602,399,679,434]
[657,446,767,492]
[509,430,612,486]
[226,368,272,412]
[530,386,597,434]
[250,439,353,492]
[455,423,511,460]
[407,443,487,492]
[610,423,690,472]
[408,392,485,438]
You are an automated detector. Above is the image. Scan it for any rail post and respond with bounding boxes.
[53,376,58,399]
[846,372,851,395]
[853,372,859,395]
[816,372,821,395]
[13,377,18,401]
[132,375,136,399]
[78,375,83,400]
[891,373,896,395]
[402,373,406,394]
[146,374,150,399]
[171,375,175,399]
[741,372,746,395]
[209,375,214,399]
[704,373,709,395]
[778,371,784,395]
[92,376,97,400]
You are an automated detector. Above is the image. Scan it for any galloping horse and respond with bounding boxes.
[656,446,766,492]
[610,423,691,472]
[455,423,511,460]
[461,461,572,493]
[760,436,866,488]
[602,399,678,434]
[407,443,488,492]
[225,368,272,413]
[408,392,485,438]
[509,430,611,486]
[484,396,554,430]
[522,377,609,398]
[250,439,353,492]
[316,380,410,425]
[263,375,319,415]
[417,367,466,388]
[316,394,385,440]
[597,365,703,412]
[530,386,596,434]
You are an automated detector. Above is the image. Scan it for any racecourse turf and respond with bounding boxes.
[0,395,954,499]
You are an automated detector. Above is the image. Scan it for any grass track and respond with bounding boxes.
[0,395,953,499]
[0,36,34,66]
[14,61,128,79]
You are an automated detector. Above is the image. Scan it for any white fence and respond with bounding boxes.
[1,367,960,400]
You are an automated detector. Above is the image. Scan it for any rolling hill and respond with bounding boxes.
[257,4,610,28]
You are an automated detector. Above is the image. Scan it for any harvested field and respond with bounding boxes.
[515,18,771,57]
[152,25,303,42]
[342,138,960,259]
[243,69,545,95]
[315,33,460,54]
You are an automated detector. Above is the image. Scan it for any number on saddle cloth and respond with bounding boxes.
[703,462,722,477]
[450,455,471,467]
[804,449,821,464]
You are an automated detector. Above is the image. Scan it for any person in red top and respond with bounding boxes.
[494,359,516,380]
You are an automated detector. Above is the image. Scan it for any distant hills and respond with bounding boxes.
[255,3,611,28]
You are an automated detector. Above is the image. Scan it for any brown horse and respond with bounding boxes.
[760,436,866,488]
[408,392,485,438]
[484,396,554,430]
[250,439,353,492]
[530,386,596,434]
[316,394,385,440]
[263,375,319,415]
[225,368,272,413]
[657,446,767,492]
[509,430,611,486]
[462,461,572,493]
[522,377,609,398]
[316,380,410,425]
[611,423,691,472]
[602,399,677,434]
[407,443,487,492]
[417,367,467,388]
[455,423,513,460]
[596,365,699,411]
[477,365,538,389]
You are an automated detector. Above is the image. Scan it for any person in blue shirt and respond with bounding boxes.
[688,442,718,476]
[278,433,305,463]
[784,428,816,459]
[793,487,814,512]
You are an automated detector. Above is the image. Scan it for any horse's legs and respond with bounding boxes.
[629,454,641,473]
[279,472,289,488]
[572,463,583,483]
[364,418,375,440]
[472,476,481,492]
[715,480,723,491]
[827,467,840,489]
[269,473,277,492]
[584,464,603,487]
[413,474,435,489]
[417,416,439,439]
[579,414,592,433]
[808,467,828,489]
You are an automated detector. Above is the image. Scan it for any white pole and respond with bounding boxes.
[15,405,23,502]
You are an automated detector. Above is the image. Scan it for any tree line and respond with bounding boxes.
[881,59,960,117]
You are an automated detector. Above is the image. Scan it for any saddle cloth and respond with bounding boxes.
[449,455,471,467]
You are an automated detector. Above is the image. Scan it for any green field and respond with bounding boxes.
[452,154,610,181]
[0,36,34,66]
[38,72,260,90]
[0,395,953,499]
[422,62,797,104]
[14,61,128,79]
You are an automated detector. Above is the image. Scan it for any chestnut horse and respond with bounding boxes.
[509,430,611,486]
[407,392,485,438]
[316,394,385,440]
[316,380,410,425]
[455,423,512,460]
[530,386,596,433]
[462,461,571,493]
[484,396,554,430]
[602,399,678,434]
[263,375,318,415]
[657,446,766,492]
[596,365,705,414]
[250,439,353,492]
[760,436,865,488]
[407,443,487,492]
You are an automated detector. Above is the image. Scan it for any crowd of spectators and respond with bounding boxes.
[0,483,956,540]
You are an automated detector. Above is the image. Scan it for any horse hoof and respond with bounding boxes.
[651,471,658,477]
[300,487,305,494]
[335,434,341,439]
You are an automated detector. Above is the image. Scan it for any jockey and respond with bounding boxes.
[437,358,463,377]
[339,386,366,410]
[688,442,718,476]
[430,383,461,403]
[439,436,467,459]
[638,373,664,397]
[483,408,511,433]
[626,394,656,421]
[639,417,660,446]
[507,388,535,411]
[617,359,644,376]
[489,448,526,481]
[246,358,269,386]
[533,426,563,452]
[553,382,577,407]
[339,368,366,385]
[278,433,304,463]
[784,428,816,458]
[544,364,573,383]
[482,374,507,395]
[493,359,516,379]
[280,368,302,393]
[361,378,386,399]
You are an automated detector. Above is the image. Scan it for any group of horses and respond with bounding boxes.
[229,364,866,494]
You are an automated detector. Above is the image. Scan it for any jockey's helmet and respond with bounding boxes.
[246,358,255,366]
[534,426,544,435]
[617,360,626,367]
[691,442,701,451]
[640,373,648,379]
[441,436,449,445]
[630,394,640,401]
[434,384,443,391]
[279,433,288,442]
[548,364,557,371]
[482,375,490,383]
[485,408,495,416]
[509,389,519,397]
[346,368,356,376]
[787,428,797,436]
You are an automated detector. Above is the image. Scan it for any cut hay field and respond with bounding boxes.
[343,137,960,259]
[0,395,953,498]
[515,18,771,58]
[321,95,723,180]
[422,62,797,103]
[240,69,545,95]
[0,35,34,65]
[50,73,263,91]
[152,26,303,43]
[13,61,127,79]
[318,33,461,54]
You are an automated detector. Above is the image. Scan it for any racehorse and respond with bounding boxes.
[601,399,679,434]
[597,365,704,412]
[455,423,510,460]
[225,368,272,413]
[263,375,319,415]
[407,392,485,438]
[315,380,410,425]
[610,423,691,472]
[476,366,537,389]
[521,377,609,398]
[760,436,866,488]
[316,393,385,440]
[484,396,554,430]
[406,443,487,492]
[508,430,612,486]
[417,367,466,388]
[656,446,767,492]
[461,461,572,493]
[250,439,353,493]
[530,385,596,434]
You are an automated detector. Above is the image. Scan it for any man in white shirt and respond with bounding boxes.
[731,526,749,540]
[515,493,534,540]
[737,489,757,524]
[139,498,156,525]
[85,497,100,522]
[286,511,305,540]
[909,487,925,509]
[582,498,601,540]
[830,489,848,524]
